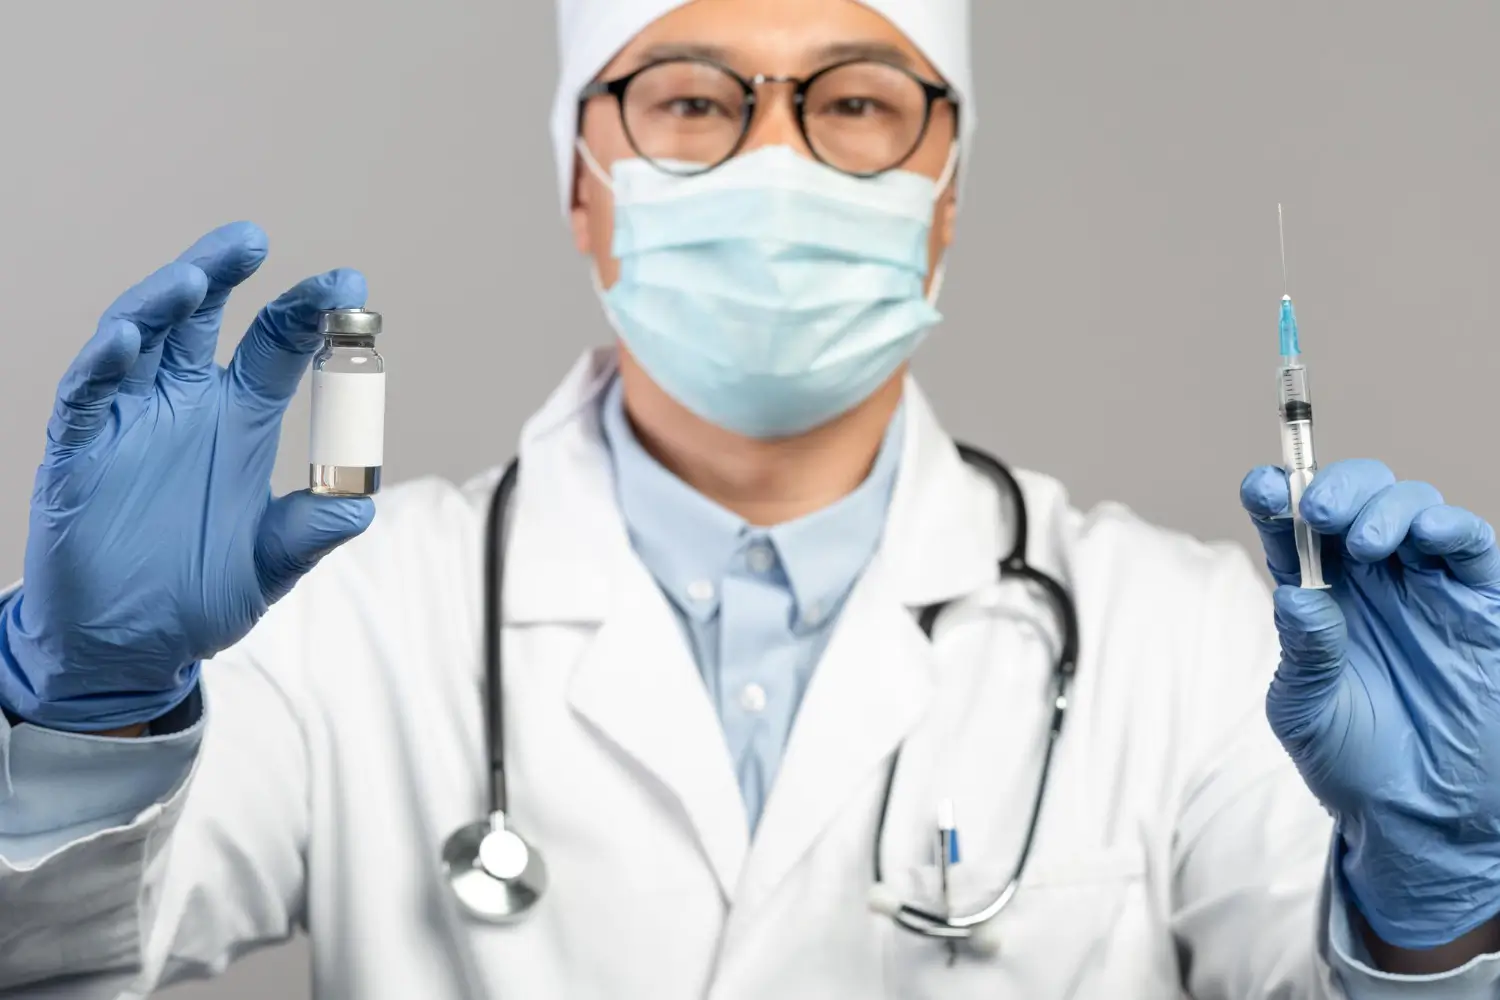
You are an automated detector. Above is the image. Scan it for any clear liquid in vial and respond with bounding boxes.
[310,464,382,497]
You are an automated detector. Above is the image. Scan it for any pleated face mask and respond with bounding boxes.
[582,142,957,439]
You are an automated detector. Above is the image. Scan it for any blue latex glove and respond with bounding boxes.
[1241,459,1500,949]
[0,222,374,733]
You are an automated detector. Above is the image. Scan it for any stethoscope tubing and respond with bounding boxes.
[465,441,1079,946]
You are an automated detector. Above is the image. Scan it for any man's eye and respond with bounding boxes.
[666,97,723,118]
[825,97,887,117]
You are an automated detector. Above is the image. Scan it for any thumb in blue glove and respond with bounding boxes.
[256,490,375,606]
[1264,586,1369,801]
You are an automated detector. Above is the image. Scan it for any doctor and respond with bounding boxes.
[4,0,1500,996]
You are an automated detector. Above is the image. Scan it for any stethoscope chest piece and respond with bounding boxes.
[442,810,548,924]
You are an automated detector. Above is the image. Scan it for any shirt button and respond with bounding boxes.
[747,544,775,574]
[739,683,767,713]
[687,579,715,603]
[801,601,825,627]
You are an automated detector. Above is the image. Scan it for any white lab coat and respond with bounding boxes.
[0,348,1349,999]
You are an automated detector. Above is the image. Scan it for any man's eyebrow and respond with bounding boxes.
[811,41,916,70]
[632,42,734,66]
[627,40,918,73]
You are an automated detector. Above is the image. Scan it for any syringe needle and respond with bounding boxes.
[1278,203,1288,295]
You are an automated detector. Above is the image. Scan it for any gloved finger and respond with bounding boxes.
[160,222,270,379]
[1299,459,1399,536]
[1240,466,1302,587]
[254,490,375,605]
[1265,586,1349,752]
[105,261,211,397]
[227,268,367,410]
[1409,505,1500,588]
[1273,585,1348,670]
[1343,480,1446,564]
[45,319,142,451]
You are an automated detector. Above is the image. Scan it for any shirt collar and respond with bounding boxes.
[600,377,904,626]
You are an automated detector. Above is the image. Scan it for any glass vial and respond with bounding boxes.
[310,308,385,497]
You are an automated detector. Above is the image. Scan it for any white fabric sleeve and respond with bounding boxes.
[1168,544,1344,998]
[0,596,313,996]
[0,697,204,862]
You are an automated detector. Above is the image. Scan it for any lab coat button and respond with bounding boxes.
[739,683,767,713]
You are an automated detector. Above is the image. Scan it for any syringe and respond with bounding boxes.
[1277,293,1329,589]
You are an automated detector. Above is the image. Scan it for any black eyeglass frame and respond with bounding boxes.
[577,56,960,179]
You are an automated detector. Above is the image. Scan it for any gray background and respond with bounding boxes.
[1,0,1496,996]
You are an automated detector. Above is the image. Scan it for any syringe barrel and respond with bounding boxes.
[1278,361,1312,413]
[1280,419,1317,475]
[1277,362,1317,474]
[1274,325,1329,587]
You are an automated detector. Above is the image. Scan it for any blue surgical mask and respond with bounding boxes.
[580,142,957,439]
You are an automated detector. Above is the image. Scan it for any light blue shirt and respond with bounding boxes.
[0,386,1497,994]
[600,377,902,831]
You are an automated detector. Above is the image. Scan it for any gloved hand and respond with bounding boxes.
[0,222,374,733]
[1241,459,1500,949]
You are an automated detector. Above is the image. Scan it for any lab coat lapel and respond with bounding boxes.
[502,349,749,900]
[566,557,751,902]
[733,558,936,914]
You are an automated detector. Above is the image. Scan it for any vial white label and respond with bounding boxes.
[310,371,386,467]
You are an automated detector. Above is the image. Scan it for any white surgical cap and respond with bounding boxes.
[549,0,974,217]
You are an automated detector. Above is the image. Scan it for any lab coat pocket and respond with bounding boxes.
[882,846,1152,1000]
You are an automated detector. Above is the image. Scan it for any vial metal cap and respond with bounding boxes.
[318,308,382,336]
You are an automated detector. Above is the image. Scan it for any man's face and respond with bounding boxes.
[570,0,960,293]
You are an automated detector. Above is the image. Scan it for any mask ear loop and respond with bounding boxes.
[588,259,631,337]
[926,141,961,306]
[935,141,961,196]
[575,136,624,316]
[575,137,615,192]
[926,261,950,306]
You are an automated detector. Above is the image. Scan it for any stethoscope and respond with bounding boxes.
[441,442,1079,954]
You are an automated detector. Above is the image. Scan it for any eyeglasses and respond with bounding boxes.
[578,57,958,179]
